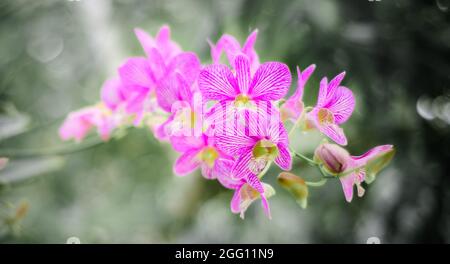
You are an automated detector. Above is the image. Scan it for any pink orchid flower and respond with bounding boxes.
[281,64,316,122]
[134,25,181,62]
[170,133,233,180]
[154,72,204,140]
[209,30,259,73]
[314,143,394,202]
[198,54,291,116]
[100,77,127,111]
[307,72,355,145]
[216,165,275,219]
[215,111,292,180]
[118,25,201,124]
[59,104,117,142]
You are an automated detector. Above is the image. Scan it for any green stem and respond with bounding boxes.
[0,137,103,158]
[305,178,327,187]
[291,150,317,166]
[257,161,272,179]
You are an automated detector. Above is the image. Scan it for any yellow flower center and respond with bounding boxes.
[252,139,279,160]
[199,146,219,167]
[317,108,334,125]
[234,94,251,108]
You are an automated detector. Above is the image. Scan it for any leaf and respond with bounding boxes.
[0,113,30,141]
[0,157,64,185]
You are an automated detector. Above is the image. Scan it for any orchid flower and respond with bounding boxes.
[59,25,396,219]
[59,103,117,142]
[307,72,355,145]
[199,54,291,118]
[209,30,259,73]
[216,164,275,219]
[119,26,201,125]
[215,111,292,179]
[170,133,233,180]
[314,143,394,202]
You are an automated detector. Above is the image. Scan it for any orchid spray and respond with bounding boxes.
[60,25,395,219]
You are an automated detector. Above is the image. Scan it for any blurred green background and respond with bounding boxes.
[0,0,449,243]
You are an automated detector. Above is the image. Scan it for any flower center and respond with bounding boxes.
[199,146,219,167]
[317,108,334,125]
[234,94,251,108]
[252,139,279,160]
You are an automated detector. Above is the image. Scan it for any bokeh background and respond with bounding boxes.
[0,0,449,243]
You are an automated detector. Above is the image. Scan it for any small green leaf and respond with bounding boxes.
[0,157,64,185]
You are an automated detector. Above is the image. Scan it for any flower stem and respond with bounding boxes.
[258,161,272,179]
[291,150,317,166]
[0,137,103,158]
[305,178,327,187]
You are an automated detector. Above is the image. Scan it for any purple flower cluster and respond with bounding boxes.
[60,25,394,219]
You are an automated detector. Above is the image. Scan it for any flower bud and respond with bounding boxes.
[314,143,350,175]
[277,172,308,209]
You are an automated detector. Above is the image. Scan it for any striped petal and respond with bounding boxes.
[198,64,238,101]
[249,62,291,101]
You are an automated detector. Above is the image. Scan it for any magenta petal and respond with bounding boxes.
[318,122,348,146]
[351,144,394,167]
[275,143,292,171]
[211,34,241,65]
[230,185,243,214]
[198,64,238,101]
[168,52,201,85]
[215,129,255,157]
[174,149,201,176]
[249,62,291,101]
[169,135,205,152]
[246,174,271,219]
[119,57,155,89]
[101,77,124,110]
[340,172,356,202]
[297,64,316,90]
[156,73,191,112]
[154,114,174,140]
[234,54,251,94]
[231,150,254,179]
[155,25,181,60]
[242,30,258,55]
[317,77,329,107]
[134,28,156,58]
[242,30,260,71]
[327,86,355,125]
[327,72,346,94]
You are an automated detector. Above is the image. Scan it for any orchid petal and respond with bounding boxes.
[198,64,238,101]
[169,135,205,152]
[101,77,124,110]
[234,54,251,94]
[119,57,155,89]
[327,86,355,125]
[134,28,156,58]
[174,149,202,176]
[340,172,356,202]
[249,62,291,101]
[275,143,292,171]
[231,150,254,179]
[168,52,201,85]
